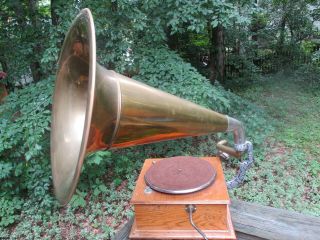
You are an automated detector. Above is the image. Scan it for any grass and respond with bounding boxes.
[229,73,320,216]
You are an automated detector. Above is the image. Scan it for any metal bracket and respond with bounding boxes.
[227,141,254,189]
[217,140,255,189]
[144,186,153,194]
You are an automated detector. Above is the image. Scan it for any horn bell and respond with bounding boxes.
[51,9,230,205]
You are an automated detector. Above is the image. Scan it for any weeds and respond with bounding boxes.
[233,73,320,216]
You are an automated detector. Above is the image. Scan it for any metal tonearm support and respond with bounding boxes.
[217,116,254,189]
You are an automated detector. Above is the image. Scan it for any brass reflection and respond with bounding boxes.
[51,9,231,205]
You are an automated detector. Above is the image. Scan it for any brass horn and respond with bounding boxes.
[51,9,253,205]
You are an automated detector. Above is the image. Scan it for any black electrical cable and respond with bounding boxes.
[185,205,208,240]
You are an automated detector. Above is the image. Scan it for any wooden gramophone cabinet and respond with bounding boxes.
[129,157,236,240]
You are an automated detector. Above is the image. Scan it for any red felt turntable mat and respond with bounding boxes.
[144,156,216,194]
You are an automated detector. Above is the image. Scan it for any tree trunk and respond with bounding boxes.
[28,0,43,82]
[277,16,286,53]
[51,0,68,26]
[288,23,295,43]
[277,2,287,56]
[276,11,287,70]
[167,32,180,51]
[0,60,8,73]
[30,60,42,83]
[209,24,225,84]
[51,0,59,26]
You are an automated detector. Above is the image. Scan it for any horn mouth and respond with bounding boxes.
[51,8,96,205]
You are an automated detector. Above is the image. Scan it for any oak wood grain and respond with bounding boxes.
[134,204,227,230]
[129,157,235,239]
[130,206,235,239]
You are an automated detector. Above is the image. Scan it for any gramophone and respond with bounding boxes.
[51,9,254,240]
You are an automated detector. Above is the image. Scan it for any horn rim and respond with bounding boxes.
[51,8,96,205]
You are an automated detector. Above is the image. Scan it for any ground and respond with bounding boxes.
[229,73,320,216]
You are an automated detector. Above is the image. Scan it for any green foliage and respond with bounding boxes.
[0,80,52,162]
[0,1,84,87]
[83,151,113,181]
[1,0,320,238]
[134,47,230,112]
[166,0,248,34]
[0,77,53,226]
[160,1,263,85]
[70,190,87,209]
[0,1,52,85]
[301,40,317,55]
[0,78,53,170]
[233,74,320,216]
[310,160,320,177]
[294,64,320,91]
[0,197,23,227]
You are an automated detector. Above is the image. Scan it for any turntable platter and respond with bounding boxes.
[144,156,216,194]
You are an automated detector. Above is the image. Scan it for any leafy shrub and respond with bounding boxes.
[134,47,231,113]
[294,64,320,90]
[0,197,23,227]
[0,77,53,225]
